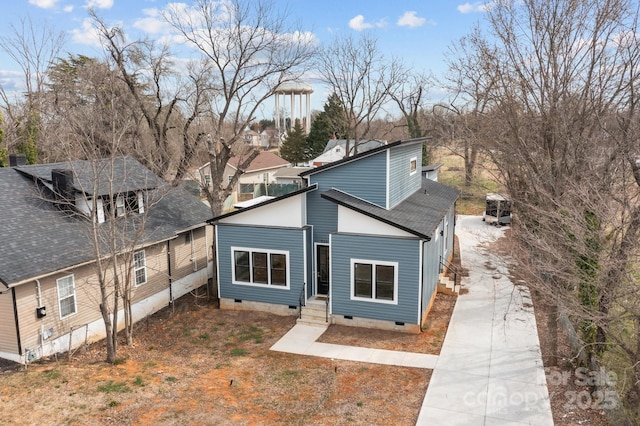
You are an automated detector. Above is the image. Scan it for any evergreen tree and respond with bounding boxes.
[279,120,308,164]
[306,93,348,157]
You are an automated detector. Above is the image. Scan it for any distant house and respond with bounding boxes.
[310,139,387,167]
[242,128,261,147]
[208,138,460,333]
[0,155,212,363]
[273,166,313,187]
[223,151,291,202]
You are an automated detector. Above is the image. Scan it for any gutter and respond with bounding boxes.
[6,235,182,289]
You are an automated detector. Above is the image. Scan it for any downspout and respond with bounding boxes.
[35,279,43,306]
[36,280,44,349]
[12,288,23,356]
[167,240,173,305]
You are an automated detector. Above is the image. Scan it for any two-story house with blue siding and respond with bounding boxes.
[208,138,460,333]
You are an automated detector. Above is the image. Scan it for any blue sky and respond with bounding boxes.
[0,0,488,112]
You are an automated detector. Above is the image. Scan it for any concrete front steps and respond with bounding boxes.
[437,273,460,295]
[297,296,330,326]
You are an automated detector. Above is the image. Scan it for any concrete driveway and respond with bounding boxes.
[417,215,554,425]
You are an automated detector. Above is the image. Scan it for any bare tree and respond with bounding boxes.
[433,27,500,186]
[388,71,432,139]
[48,55,162,362]
[0,16,67,163]
[317,33,403,156]
[163,0,316,215]
[466,0,640,416]
[90,11,209,184]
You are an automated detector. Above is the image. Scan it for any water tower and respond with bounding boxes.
[274,81,313,134]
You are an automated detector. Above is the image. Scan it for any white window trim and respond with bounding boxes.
[350,258,399,305]
[57,274,77,319]
[231,246,290,290]
[133,250,147,286]
[409,156,418,176]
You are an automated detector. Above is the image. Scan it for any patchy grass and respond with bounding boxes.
[431,148,505,215]
[0,295,450,425]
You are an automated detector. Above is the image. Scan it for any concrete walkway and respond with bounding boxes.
[270,322,439,369]
[270,215,553,425]
[417,215,553,425]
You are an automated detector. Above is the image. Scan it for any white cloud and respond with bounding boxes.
[28,0,58,8]
[70,17,107,47]
[349,15,373,31]
[63,5,74,12]
[85,0,114,10]
[457,2,489,14]
[348,15,387,31]
[133,8,173,34]
[397,11,427,28]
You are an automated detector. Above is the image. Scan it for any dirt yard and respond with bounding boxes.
[0,292,457,425]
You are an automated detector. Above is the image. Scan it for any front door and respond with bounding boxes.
[316,244,330,295]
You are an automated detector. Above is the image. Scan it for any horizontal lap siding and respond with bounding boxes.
[217,225,305,306]
[308,152,387,244]
[444,207,455,260]
[422,238,440,317]
[306,227,313,297]
[389,143,423,208]
[15,263,102,354]
[0,291,19,354]
[171,226,209,282]
[14,242,171,354]
[331,234,420,324]
[130,243,169,305]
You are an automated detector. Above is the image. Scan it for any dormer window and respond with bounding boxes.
[116,195,125,217]
[103,191,146,219]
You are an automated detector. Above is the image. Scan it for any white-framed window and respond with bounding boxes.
[57,274,77,319]
[350,259,398,304]
[133,250,147,286]
[409,156,418,175]
[115,194,125,217]
[231,247,289,288]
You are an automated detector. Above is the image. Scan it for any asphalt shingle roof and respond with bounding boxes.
[321,179,460,240]
[0,157,211,287]
[15,156,161,196]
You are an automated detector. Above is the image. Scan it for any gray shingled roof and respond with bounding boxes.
[16,156,161,196]
[0,157,211,287]
[321,179,460,240]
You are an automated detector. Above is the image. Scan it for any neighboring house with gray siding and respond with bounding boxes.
[208,138,459,333]
[0,155,213,363]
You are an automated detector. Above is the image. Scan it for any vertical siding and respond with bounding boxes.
[217,224,306,306]
[388,142,423,208]
[0,290,19,355]
[308,151,387,243]
[331,234,421,324]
